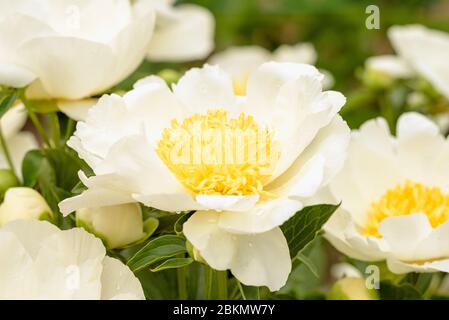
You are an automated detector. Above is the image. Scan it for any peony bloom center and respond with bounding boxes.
[364,180,449,237]
[157,109,280,197]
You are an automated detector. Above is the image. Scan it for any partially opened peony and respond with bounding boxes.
[60,62,349,290]
[0,220,144,299]
[324,112,449,274]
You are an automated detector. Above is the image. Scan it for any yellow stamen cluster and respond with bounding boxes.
[157,109,280,197]
[364,180,449,237]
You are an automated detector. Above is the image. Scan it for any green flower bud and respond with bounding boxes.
[76,203,146,249]
[0,187,53,226]
[327,277,379,300]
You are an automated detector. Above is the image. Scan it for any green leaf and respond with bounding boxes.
[281,203,339,258]
[150,257,193,272]
[127,235,187,272]
[379,280,423,300]
[22,150,45,187]
[0,91,18,118]
[296,252,319,278]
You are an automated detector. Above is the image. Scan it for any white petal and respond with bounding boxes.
[173,64,235,115]
[387,258,449,274]
[0,63,36,88]
[379,213,433,261]
[58,99,97,121]
[323,209,388,261]
[70,94,138,161]
[195,195,259,212]
[123,80,184,143]
[100,256,144,300]
[34,227,105,299]
[217,197,303,234]
[17,36,115,100]
[147,4,214,62]
[183,212,291,291]
[3,132,38,180]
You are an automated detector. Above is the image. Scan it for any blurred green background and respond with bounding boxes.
[179,0,449,92]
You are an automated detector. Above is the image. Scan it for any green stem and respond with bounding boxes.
[237,281,247,300]
[49,113,61,148]
[216,270,228,300]
[19,92,51,148]
[177,267,188,300]
[205,266,214,300]
[0,125,17,179]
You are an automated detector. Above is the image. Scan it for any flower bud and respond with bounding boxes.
[0,169,19,200]
[327,277,379,300]
[0,187,52,226]
[76,203,146,249]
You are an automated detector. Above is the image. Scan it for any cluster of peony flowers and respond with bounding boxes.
[0,0,449,301]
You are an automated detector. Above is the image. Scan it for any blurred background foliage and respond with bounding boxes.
[179,0,449,92]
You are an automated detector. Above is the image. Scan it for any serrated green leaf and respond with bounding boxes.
[281,203,339,258]
[150,257,193,272]
[127,235,187,272]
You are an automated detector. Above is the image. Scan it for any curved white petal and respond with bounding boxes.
[5,131,38,179]
[323,209,389,261]
[58,98,97,121]
[217,196,303,234]
[183,211,291,291]
[0,63,36,88]
[195,195,259,212]
[100,256,145,300]
[17,36,115,100]
[173,64,235,115]
[1,103,27,139]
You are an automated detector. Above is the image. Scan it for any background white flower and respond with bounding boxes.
[208,43,333,94]
[0,219,144,299]
[59,62,349,290]
[146,0,215,62]
[388,24,449,100]
[324,112,449,274]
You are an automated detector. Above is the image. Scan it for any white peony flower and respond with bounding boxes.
[0,0,155,100]
[59,62,349,291]
[208,43,333,95]
[0,103,37,178]
[388,25,449,100]
[324,112,449,274]
[0,219,144,299]
[76,203,154,249]
[146,0,215,62]
[0,187,53,226]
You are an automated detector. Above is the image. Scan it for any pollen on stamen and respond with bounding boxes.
[363,180,449,237]
[156,109,280,198]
